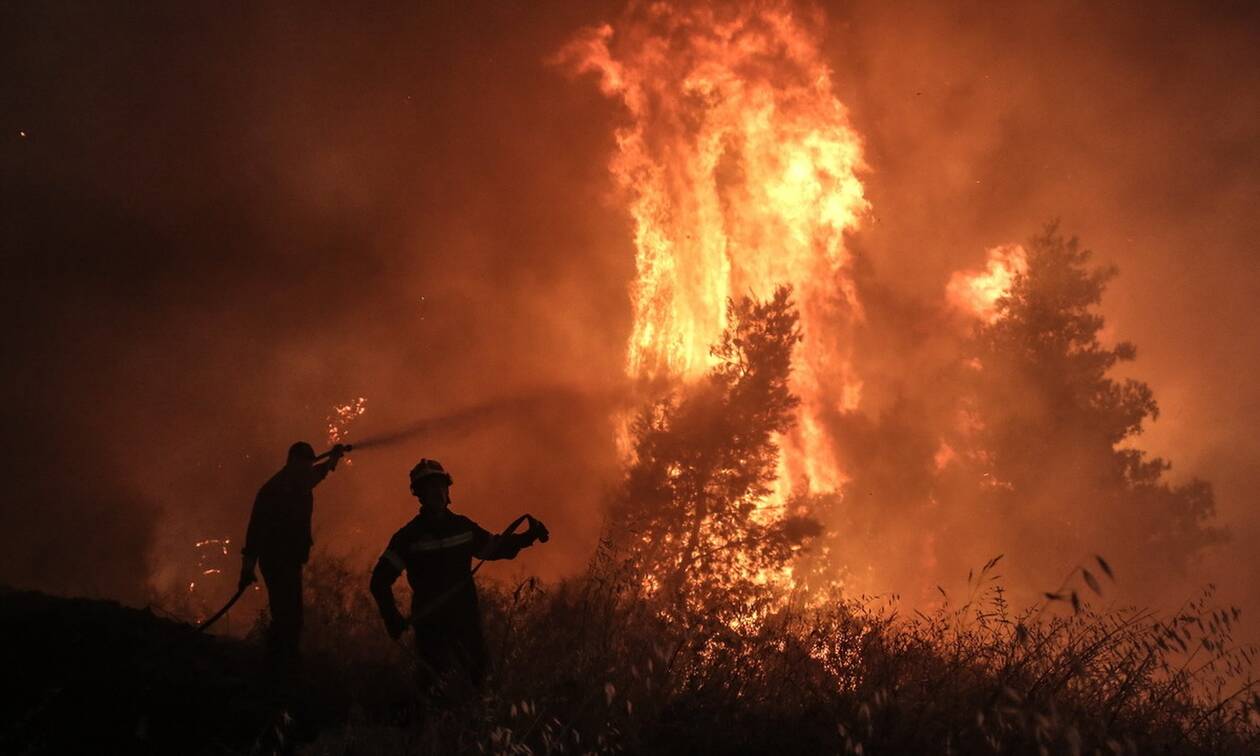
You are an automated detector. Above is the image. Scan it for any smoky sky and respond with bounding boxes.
[0,0,634,604]
[823,1,1260,616]
[2,0,1257,627]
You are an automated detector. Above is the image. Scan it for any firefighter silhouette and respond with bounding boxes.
[239,441,347,674]
[370,458,548,699]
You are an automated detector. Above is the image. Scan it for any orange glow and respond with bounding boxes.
[187,537,232,598]
[565,2,868,513]
[327,396,367,447]
[946,244,1028,322]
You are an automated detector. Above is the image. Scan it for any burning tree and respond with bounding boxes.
[951,225,1225,591]
[559,0,868,508]
[611,286,820,629]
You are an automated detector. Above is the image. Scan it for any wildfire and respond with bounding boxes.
[946,244,1028,322]
[327,396,367,447]
[187,537,232,596]
[562,1,868,504]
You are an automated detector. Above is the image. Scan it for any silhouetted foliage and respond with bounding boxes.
[801,225,1228,604]
[116,555,1257,754]
[959,224,1225,587]
[611,286,819,629]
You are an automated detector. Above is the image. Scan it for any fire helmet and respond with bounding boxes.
[409,458,453,487]
[288,441,317,461]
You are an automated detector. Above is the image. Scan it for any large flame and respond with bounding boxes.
[946,244,1028,323]
[563,1,868,502]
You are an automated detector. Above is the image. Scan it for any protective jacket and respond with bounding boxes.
[243,464,330,566]
[370,511,531,631]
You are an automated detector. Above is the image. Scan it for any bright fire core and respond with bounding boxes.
[565,2,869,503]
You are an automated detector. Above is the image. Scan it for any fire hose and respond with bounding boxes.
[195,584,249,633]
[313,444,351,460]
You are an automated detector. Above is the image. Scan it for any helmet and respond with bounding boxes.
[288,441,317,461]
[409,458,453,487]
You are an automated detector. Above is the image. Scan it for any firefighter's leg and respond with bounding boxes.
[260,563,282,664]
[455,619,488,690]
[262,562,303,675]
[413,624,456,711]
[290,566,304,659]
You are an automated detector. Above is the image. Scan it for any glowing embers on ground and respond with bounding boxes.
[561,1,868,506]
[947,244,1028,323]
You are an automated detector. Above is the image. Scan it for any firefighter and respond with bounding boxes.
[370,458,547,698]
[238,441,347,674]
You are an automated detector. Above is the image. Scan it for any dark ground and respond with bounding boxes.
[0,587,309,754]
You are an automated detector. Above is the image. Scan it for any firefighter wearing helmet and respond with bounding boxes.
[370,458,548,699]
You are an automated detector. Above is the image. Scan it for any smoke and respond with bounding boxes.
[0,0,633,605]
[1,0,1257,637]
[817,2,1260,618]
[351,386,629,452]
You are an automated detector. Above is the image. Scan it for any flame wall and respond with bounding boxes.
[560,2,867,501]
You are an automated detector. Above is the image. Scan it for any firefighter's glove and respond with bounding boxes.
[327,444,349,471]
[527,516,550,545]
[384,613,408,640]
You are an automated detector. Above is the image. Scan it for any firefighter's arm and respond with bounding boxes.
[475,516,549,560]
[370,548,408,639]
[311,445,349,487]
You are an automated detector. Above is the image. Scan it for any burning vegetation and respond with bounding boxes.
[557,0,867,513]
[3,0,1257,754]
[31,281,1250,752]
[552,0,1226,609]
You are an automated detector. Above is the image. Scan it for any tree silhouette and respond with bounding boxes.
[959,225,1224,587]
[611,286,819,629]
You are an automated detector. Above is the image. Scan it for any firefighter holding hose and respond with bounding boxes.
[370,458,548,698]
[238,441,348,674]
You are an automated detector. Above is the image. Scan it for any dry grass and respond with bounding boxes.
[272,549,1259,755]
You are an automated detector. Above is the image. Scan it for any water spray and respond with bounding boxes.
[343,385,631,453]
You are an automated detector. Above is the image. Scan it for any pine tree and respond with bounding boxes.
[961,225,1224,588]
[611,286,819,629]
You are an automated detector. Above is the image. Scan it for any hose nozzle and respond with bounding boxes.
[315,443,353,462]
